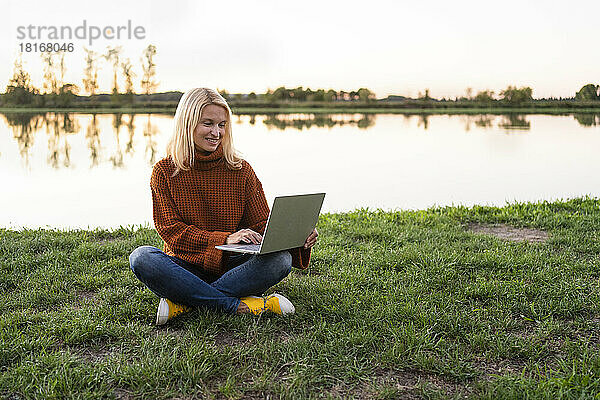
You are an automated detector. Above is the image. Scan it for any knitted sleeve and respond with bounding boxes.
[240,163,270,235]
[289,246,311,270]
[150,163,230,274]
[241,163,311,270]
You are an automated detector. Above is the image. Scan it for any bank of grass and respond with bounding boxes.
[1,196,600,399]
[3,106,600,115]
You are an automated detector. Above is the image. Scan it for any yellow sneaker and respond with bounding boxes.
[156,298,192,325]
[239,293,295,316]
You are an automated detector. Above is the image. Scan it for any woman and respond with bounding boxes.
[129,88,318,325]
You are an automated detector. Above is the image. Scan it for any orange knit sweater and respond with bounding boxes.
[150,143,311,276]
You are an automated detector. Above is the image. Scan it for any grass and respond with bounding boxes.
[1,196,600,399]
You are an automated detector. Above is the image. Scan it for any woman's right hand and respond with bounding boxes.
[226,229,263,245]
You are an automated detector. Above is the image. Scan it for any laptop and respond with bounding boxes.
[215,193,326,254]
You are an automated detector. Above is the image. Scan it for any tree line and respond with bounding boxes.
[219,87,377,103]
[3,46,600,108]
[460,85,597,103]
[222,84,598,106]
[3,44,158,106]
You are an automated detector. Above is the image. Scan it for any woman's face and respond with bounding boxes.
[193,104,227,154]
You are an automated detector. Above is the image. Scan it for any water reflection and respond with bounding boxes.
[498,114,531,131]
[86,114,101,167]
[473,115,494,129]
[573,113,600,127]
[46,113,79,168]
[459,114,529,132]
[4,112,43,165]
[110,114,124,168]
[143,114,159,166]
[415,114,431,130]
[2,111,599,170]
[262,113,375,130]
[2,112,159,169]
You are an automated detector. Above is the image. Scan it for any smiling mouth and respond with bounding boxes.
[206,137,220,144]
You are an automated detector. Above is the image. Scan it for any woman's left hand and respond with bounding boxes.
[303,228,319,249]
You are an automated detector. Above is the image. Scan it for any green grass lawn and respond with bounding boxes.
[1,197,600,399]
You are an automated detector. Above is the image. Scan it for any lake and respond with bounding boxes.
[1,111,599,229]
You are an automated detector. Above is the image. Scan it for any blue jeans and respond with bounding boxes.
[129,246,293,313]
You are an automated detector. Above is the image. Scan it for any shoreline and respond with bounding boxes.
[1,195,597,233]
[2,106,600,114]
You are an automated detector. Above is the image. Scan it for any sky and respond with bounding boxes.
[2,0,599,99]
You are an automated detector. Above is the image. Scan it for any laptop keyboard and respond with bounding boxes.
[227,244,261,251]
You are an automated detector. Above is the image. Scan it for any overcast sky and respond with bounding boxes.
[2,0,599,99]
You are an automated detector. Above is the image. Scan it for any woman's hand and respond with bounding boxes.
[226,229,263,245]
[303,228,319,249]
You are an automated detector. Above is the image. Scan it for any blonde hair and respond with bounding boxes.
[167,88,242,174]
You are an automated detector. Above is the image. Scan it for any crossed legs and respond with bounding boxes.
[129,246,292,314]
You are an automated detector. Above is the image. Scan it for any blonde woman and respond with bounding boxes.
[129,88,318,325]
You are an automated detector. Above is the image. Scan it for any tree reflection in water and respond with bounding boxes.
[461,114,494,132]
[46,113,78,168]
[3,113,44,167]
[2,112,598,170]
[110,113,124,168]
[473,115,493,129]
[143,114,159,166]
[457,114,529,133]
[125,114,136,155]
[416,114,430,130]
[573,113,600,127]
[261,113,375,130]
[86,114,101,167]
[498,114,531,131]
[2,112,160,169]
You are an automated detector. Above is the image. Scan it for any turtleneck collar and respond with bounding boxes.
[193,143,224,170]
